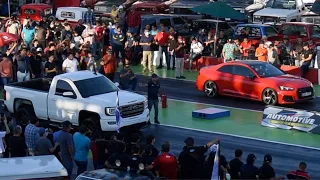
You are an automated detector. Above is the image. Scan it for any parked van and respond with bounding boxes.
[0,155,68,180]
[55,7,88,27]
[140,14,189,34]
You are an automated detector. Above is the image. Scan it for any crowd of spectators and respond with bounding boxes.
[0,116,312,179]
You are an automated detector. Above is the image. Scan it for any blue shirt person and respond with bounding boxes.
[73,126,91,176]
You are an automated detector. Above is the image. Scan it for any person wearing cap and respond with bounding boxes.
[229,149,244,179]
[147,142,178,179]
[300,43,313,78]
[258,154,284,180]
[83,6,96,25]
[120,59,138,91]
[22,22,36,48]
[287,162,311,180]
[279,37,292,65]
[118,5,127,33]
[30,47,44,78]
[101,49,117,81]
[292,37,303,66]
[0,54,13,85]
[178,137,220,179]
[147,73,161,124]
[59,121,75,178]
[222,38,237,62]
[35,127,59,156]
[255,41,268,62]
[240,153,259,179]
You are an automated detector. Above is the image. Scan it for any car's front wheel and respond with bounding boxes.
[262,88,278,105]
[204,80,218,97]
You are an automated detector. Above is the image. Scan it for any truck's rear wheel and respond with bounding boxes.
[15,106,35,126]
[81,116,101,136]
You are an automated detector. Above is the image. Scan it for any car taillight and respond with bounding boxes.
[3,89,6,101]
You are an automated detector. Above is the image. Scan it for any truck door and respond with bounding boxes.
[48,80,79,124]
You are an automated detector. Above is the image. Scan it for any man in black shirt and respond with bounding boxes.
[74,19,86,36]
[125,133,141,156]
[178,137,219,179]
[301,43,313,78]
[146,135,159,158]
[128,145,144,171]
[8,125,27,157]
[45,55,57,78]
[125,30,137,64]
[147,74,160,124]
[229,149,243,179]
[240,153,259,179]
[105,142,130,169]
[259,154,283,180]
[112,27,125,65]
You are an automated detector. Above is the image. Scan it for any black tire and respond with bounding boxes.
[15,106,35,126]
[262,88,278,105]
[81,116,101,136]
[204,80,218,97]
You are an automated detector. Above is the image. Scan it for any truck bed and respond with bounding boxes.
[7,78,52,92]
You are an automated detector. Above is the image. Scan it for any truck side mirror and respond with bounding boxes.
[62,92,76,99]
[114,82,120,87]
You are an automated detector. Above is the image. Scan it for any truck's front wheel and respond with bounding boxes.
[15,106,35,126]
[81,116,100,136]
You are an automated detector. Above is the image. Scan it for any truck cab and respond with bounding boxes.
[253,0,307,25]
[20,3,54,24]
[3,71,149,132]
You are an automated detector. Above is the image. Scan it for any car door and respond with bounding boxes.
[215,65,235,94]
[232,65,259,99]
[47,80,79,124]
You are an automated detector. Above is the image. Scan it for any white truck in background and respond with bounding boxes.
[253,0,308,25]
[3,71,149,132]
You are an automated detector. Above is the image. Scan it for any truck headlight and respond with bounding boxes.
[279,86,295,91]
[144,100,148,109]
[106,107,116,116]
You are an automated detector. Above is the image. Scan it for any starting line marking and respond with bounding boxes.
[164,99,320,151]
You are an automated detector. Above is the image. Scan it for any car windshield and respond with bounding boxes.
[250,63,285,77]
[312,25,320,38]
[74,76,118,98]
[266,0,297,9]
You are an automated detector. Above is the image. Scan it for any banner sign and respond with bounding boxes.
[261,106,320,134]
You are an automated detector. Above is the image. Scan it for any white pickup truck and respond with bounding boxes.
[253,0,308,25]
[3,71,149,132]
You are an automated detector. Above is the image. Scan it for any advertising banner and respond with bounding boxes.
[261,106,320,134]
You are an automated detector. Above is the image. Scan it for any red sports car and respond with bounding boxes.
[196,61,315,105]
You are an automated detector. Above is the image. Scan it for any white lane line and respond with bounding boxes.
[168,98,263,113]
[157,123,320,151]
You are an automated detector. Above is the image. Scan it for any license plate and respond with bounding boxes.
[302,92,312,97]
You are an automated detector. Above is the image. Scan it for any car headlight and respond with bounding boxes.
[279,86,295,91]
[106,107,116,116]
[144,100,148,109]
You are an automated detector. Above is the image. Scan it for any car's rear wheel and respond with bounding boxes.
[262,88,278,105]
[204,81,218,97]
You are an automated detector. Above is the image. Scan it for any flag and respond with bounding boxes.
[211,143,220,180]
[116,91,121,133]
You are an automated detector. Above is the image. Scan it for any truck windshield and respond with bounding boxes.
[74,76,118,98]
[266,0,297,10]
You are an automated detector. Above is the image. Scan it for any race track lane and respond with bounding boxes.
[142,125,320,178]
[134,74,320,112]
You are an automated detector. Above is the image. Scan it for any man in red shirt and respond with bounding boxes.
[126,8,141,35]
[154,26,170,70]
[95,21,105,59]
[287,162,311,180]
[148,142,178,179]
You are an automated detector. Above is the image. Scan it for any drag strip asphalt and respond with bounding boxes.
[134,74,320,112]
[142,124,320,178]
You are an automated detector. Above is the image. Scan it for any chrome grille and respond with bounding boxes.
[120,102,144,118]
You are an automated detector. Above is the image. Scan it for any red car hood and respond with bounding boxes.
[264,74,312,88]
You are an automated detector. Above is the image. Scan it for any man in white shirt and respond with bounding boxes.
[189,38,204,71]
[0,116,11,158]
[6,18,21,36]
[62,53,79,73]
